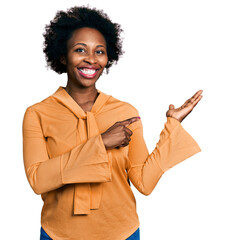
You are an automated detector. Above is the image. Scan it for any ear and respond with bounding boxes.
[60,56,67,65]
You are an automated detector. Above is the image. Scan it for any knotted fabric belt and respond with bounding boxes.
[51,86,111,215]
[73,111,103,215]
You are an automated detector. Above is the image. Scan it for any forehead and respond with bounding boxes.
[67,27,106,48]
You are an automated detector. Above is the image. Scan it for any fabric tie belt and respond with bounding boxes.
[73,112,103,215]
[52,87,112,215]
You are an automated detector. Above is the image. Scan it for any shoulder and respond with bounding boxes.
[24,95,50,111]
[23,92,58,120]
[107,94,140,115]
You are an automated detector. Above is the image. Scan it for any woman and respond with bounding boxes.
[22,6,203,240]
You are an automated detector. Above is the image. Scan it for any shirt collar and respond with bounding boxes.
[51,86,111,119]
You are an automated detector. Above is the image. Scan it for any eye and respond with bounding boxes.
[96,50,105,55]
[74,48,85,53]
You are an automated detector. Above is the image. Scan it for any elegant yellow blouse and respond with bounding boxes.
[22,86,201,240]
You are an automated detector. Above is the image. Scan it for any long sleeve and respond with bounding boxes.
[127,116,201,196]
[22,108,112,195]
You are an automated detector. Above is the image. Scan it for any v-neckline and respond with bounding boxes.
[51,86,112,119]
[61,86,100,113]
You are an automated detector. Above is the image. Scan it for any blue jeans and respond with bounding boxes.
[40,227,52,240]
[126,227,140,240]
[40,226,140,240]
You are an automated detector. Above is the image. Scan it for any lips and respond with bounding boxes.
[78,67,100,79]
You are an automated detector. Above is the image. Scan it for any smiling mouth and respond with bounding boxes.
[78,68,99,79]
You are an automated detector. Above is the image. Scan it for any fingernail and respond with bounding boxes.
[137,117,141,119]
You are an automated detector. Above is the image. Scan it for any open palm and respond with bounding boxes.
[166,90,203,123]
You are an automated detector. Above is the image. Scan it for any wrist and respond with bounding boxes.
[167,116,182,123]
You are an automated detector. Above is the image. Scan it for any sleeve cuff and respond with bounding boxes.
[155,117,201,173]
[61,134,112,184]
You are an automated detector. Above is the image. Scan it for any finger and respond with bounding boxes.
[169,104,175,110]
[120,117,140,127]
[124,127,133,136]
[192,94,203,108]
[181,90,203,108]
[190,90,203,103]
[119,141,129,147]
[125,132,131,141]
[186,91,203,107]
[118,138,130,148]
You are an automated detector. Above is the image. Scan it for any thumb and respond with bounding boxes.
[169,104,175,110]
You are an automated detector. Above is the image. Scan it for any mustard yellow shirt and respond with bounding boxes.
[22,86,201,240]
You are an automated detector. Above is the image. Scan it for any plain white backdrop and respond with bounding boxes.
[1,0,224,239]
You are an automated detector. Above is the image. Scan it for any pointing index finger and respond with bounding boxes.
[121,117,141,127]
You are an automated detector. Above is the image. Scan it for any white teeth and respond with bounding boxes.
[79,68,96,75]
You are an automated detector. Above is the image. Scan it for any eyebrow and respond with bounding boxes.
[73,43,106,48]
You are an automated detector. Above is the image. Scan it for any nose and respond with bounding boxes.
[84,52,97,64]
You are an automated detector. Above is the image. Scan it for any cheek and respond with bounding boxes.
[100,55,108,68]
[66,53,81,66]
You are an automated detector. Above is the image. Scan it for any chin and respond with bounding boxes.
[78,78,98,88]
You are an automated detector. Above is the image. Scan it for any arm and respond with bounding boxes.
[127,116,201,196]
[22,108,112,195]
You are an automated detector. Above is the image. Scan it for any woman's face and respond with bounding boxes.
[62,27,108,88]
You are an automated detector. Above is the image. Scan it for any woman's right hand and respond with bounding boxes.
[101,117,140,150]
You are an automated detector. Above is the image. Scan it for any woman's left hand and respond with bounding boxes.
[166,90,203,123]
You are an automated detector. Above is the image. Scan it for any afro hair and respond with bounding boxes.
[42,6,124,74]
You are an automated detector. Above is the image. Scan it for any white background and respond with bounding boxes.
[1,0,224,239]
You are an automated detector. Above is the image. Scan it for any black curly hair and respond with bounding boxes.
[42,6,124,74]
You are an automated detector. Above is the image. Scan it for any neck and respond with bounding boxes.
[63,82,99,105]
